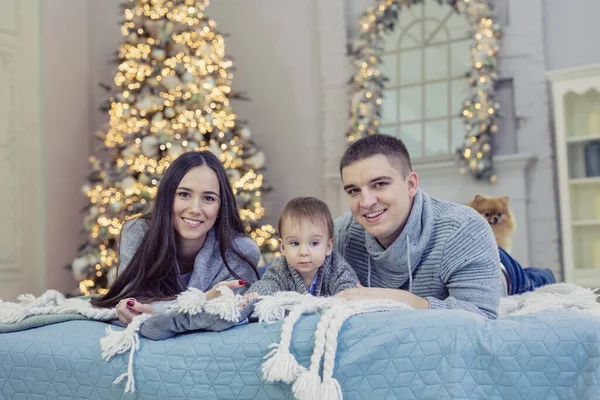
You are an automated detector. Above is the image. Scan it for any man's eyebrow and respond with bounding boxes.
[370,176,392,182]
[343,176,392,191]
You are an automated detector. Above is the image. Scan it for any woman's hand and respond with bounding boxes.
[116,298,156,325]
[205,280,247,300]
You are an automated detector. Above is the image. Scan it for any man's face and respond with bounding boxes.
[341,154,418,248]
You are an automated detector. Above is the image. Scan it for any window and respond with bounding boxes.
[379,1,472,159]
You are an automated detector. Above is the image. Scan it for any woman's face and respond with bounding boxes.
[172,165,221,254]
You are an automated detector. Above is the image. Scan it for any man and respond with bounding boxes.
[334,134,501,318]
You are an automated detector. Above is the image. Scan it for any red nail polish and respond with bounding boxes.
[239,280,246,286]
[126,299,135,307]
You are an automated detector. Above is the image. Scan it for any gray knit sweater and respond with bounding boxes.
[334,189,501,319]
[248,251,359,297]
[117,218,260,339]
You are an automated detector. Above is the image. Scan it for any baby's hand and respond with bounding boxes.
[243,292,260,303]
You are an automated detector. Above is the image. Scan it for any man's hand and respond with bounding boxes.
[335,287,430,309]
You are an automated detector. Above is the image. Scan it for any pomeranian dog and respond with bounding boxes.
[467,194,516,252]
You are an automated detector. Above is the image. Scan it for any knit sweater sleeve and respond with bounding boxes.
[427,215,501,319]
[327,253,360,296]
[246,256,291,296]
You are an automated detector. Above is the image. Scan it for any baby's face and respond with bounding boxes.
[279,219,333,279]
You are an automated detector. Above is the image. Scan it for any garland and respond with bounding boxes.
[347,0,501,182]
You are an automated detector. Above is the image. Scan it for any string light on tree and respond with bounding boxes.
[347,0,501,182]
[71,0,279,295]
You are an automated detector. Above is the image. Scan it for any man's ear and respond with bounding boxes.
[278,238,286,257]
[326,238,333,256]
[407,171,419,198]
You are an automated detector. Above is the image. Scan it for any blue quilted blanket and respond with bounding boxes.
[1,309,599,399]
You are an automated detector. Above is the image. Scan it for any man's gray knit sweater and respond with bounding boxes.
[334,189,501,319]
[248,251,359,297]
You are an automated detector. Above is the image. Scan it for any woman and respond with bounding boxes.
[92,151,260,325]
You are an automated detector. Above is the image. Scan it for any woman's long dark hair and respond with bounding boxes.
[92,151,260,308]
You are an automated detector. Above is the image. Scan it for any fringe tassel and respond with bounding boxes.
[261,297,322,383]
[292,370,322,400]
[100,313,152,393]
[316,376,344,400]
[0,290,116,324]
[166,288,207,315]
[203,286,245,322]
[252,291,308,324]
[262,343,307,383]
[292,301,342,399]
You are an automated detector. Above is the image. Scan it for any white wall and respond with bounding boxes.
[544,0,600,71]
[42,0,91,293]
[209,0,325,223]
[89,0,123,140]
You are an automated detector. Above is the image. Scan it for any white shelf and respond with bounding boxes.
[548,65,600,285]
[572,219,600,227]
[566,134,600,144]
[570,177,600,185]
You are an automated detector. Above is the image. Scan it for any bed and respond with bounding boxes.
[1,306,599,399]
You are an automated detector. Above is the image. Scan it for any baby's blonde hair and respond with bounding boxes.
[277,197,333,239]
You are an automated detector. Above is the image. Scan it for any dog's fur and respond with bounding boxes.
[467,194,516,252]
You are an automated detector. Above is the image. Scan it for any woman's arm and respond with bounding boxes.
[226,235,261,285]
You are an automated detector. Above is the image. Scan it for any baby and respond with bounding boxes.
[245,197,359,300]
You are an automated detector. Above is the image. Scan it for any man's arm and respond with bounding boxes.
[336,286,430,309]
[427,215,501,318]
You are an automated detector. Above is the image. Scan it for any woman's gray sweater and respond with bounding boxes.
[117,218,260,339]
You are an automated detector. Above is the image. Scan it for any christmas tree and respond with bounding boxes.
[71,0,279,295]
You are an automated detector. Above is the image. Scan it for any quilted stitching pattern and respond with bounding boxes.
[1,310,599,399]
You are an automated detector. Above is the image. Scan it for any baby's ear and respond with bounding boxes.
[278,238,286,256]
[326,238,333,256]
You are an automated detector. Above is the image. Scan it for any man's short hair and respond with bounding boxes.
[278,197,334,239]
[339,133,412,176]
